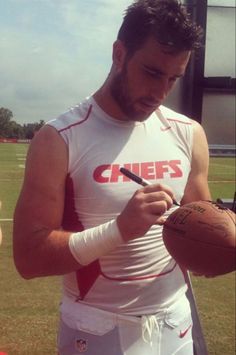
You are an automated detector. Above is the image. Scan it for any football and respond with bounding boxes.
[163,200,236,276]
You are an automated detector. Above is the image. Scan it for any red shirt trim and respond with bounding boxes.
[100,262,177,282]
[59,105,92,133]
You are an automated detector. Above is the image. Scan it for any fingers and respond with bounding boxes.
[135,183,175,211]
[142,182,173,194]
[140,183,176,225]
[155,216,166,225]
[192,272,217,278]
[142,183,176,206]
[192,272,203,277]
[117,183,176,241]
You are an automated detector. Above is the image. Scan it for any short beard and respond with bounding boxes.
[110,65,148,122]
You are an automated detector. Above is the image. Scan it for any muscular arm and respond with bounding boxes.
[181,120,211,204]
[13,126,179,279]
[13,126,80,279]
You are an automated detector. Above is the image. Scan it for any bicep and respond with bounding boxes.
[181,121,211,204]
[14,125,68,232]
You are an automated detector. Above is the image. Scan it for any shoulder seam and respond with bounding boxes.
[58,105,92,133]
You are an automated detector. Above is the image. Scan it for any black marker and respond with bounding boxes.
[120,167,180,206]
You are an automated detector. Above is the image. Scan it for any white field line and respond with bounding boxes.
[211,173,235,176]
[16,151,26,168]
[211,163,235,169]
[208,180,235,183]
[0,219,13,222]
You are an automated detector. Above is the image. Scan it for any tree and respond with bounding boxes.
[0,107,13,137]
[8,121,24,139]
[0,107,45,139]
[22,120,45,139]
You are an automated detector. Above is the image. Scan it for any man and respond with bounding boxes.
[13,1,211,354]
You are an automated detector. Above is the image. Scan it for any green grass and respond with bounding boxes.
[192,273,235,355]
[0,144,235,355]
[0,144,61,355]
[208,157,236,200]
[192,156,236,355]
[0,223,61,354]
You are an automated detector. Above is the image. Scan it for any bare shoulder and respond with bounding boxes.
[15,125,68,229]
[191,118,207,137]
[189,119,209,159]
[27,124,67,162]
[25,125,68,185]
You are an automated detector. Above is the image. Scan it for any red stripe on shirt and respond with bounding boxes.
[62,174,101,299]
[100,262,177,281]
[76,261,102,300]
[62,174,84,232]
[59,105,92,133]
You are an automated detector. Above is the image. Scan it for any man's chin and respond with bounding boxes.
[134,114,151,122]
[132,101,160,121]
[132,108,156,122]
[118,101,157,122]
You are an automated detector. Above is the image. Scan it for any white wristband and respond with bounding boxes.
[69,219,123,266]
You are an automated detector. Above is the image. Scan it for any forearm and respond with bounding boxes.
[13,219,123,279]
[13,182,176,279]
[13,227,80,279]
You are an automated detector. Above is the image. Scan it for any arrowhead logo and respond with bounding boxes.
[179,324,192,338]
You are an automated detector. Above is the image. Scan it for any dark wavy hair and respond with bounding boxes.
[117,0,203,54]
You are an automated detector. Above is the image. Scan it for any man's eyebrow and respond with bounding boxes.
[142,64,183,78]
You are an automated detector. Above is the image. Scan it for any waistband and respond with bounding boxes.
[60,293,191,341]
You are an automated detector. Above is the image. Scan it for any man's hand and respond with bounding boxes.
[192,272,217,278]
[116,183,175,242]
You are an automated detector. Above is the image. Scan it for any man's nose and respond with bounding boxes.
[149,78,169,102]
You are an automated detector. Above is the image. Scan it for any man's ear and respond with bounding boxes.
[112,40,127,71]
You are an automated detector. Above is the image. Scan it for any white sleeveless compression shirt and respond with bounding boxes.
[47,96,193,315]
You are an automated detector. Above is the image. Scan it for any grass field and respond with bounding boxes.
[0,143,235,355]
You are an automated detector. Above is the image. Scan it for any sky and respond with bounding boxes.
[0,0,235,125]
[0,0,131,125]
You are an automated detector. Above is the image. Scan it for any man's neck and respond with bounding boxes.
[93,85,127,121]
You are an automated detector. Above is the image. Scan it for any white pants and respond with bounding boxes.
[58,294,193,355]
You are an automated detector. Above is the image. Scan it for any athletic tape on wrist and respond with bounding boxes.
[69,219,123,265]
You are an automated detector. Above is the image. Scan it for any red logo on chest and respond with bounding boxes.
[93,160,183,183]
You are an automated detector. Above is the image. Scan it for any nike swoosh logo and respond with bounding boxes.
[160,126,171,131]
[179,324,192,338]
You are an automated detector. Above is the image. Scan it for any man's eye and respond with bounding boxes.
[145,69,160,78]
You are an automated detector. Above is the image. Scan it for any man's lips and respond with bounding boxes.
[139,100,160,111]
